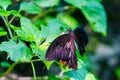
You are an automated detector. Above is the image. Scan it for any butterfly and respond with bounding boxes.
[45,27,88,70]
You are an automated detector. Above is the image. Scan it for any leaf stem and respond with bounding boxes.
[2,16,13,39]
[9,16,16,24]
[31,60,36,80]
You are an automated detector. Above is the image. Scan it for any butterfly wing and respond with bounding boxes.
[74,27,88,55]
[46,29,78,70]
[46,34,74,61]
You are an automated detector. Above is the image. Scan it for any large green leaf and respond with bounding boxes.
[63,59,96,80]
[64,0,107,35]
[0,0,11,10]
[34,0,60,8]
[20,2,41,14]
[0,40,32,61]
[15,17,42,44]
[46,18,69,43]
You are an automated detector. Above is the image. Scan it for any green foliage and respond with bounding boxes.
[0,27,7,36]
[65,0,107,35]
[57,14,79,29]
[0,61,11,68]
[64,68,95,80]
[20,2,41,14]
[0,31,7,36]
[0,0,107,79]
[34,0,60,8]
[115,67,120,79]
[48,75,70,80]
[0,0,11,10]
[45,18,68,43]
[0,8,11,16]
[0,40,32,61]
[16,17,42,43]
[63,59,96,80]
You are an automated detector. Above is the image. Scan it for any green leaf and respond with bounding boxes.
[115,67,120,79]
[30,43,46,60]
[20,2,41,14]
[64,67,88,79]
[64,59,96,80]
[39,25,49,40]
[48,75,70,80]
[11,10,22,17]
[16,17,41,44]
[0,26,7,36]
[0,61,11,68]
[64,0,107,35]
[57,14,79,29]
[46,18,69,43]
[0,0,12,10]
[64,67,96,80]
[34,0,60,8]
[85,73,96,80]
[10,25,21,30]
[0,27,4,31]
[43,61,54,70]
[0,31,7,36]
[0,40,32,61]
[0,8,11,16]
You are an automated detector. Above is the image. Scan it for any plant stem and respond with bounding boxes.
[0,62,18,77]
[31,60,36,80]
[31,8,54,22]
[9,16,16,24]
[2,16,13,39]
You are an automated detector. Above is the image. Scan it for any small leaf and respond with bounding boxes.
[57,14,79,29]
[10,25,21,30]
[64,0,107,35]
[85,73,96,80]
[11,10,22,17]
[0,40,32,61]
[0,8,11,16]
[0,61,11,68]
[0,31,7,36]
[0,27,4,31]
[34,0,60,8]
[20,2,41,14]
[43,61,54,70]
[0,26,7,36]
[30,43,45,60]
[0,0,12,10]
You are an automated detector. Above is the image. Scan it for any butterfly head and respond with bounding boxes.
[67,28,72,33]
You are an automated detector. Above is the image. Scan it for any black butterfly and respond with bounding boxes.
[46,27,88,70]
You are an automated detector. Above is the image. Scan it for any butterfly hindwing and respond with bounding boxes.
[74,27,88,55]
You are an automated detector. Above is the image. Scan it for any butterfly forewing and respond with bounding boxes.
[46,34,72,61]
